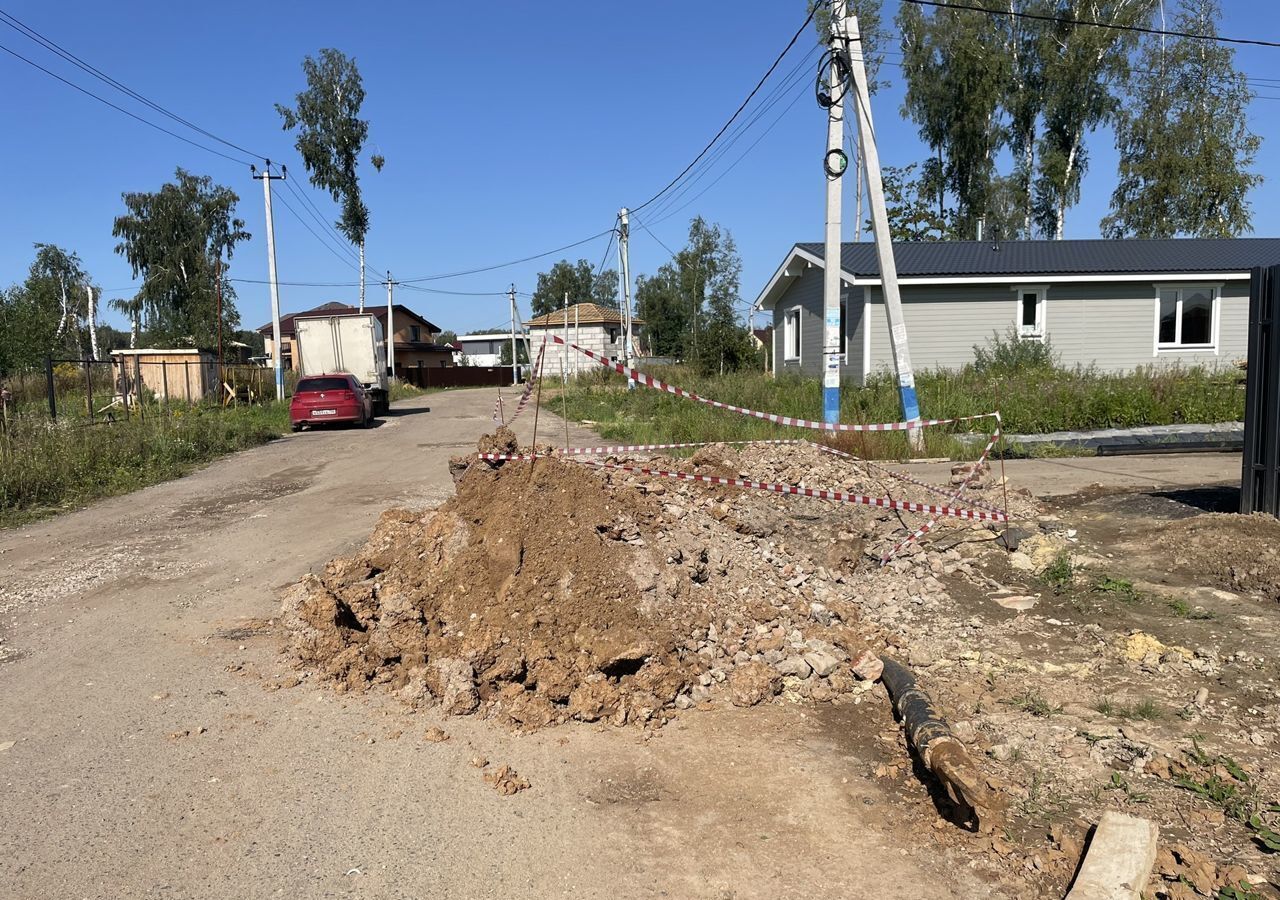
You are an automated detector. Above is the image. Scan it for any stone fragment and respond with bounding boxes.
[803,650,840,678]
[727,661,782,707]
[850,650,884,682]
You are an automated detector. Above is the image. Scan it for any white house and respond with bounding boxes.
[524,303,642,376]
[457,331,528,367]
[753,238,1280,382]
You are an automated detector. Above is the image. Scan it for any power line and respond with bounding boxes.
[902,0,1280,49]
[0,8,267,160]
[396,229,616,283]
[644,42,823,224]
[271,188,364,274]
[0,40,249,164]
[644,46,818,227]
[628,5,817,215]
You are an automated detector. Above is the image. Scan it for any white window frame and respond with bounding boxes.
[1153,283,1221,355]
[1011,284,1048,340]
[783,308,801,362]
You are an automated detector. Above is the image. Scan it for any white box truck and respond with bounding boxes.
[293,314,390,415]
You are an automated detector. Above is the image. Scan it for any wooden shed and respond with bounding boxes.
[110,349,218,403]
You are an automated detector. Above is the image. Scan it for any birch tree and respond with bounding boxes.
[1032,0,1156,238]
[277,49,384,310]
[1102,0,1260,238]
[112,169,249,347]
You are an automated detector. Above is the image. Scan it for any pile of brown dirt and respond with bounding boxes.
[1141,512,1280,601]
[282,434,1021,729]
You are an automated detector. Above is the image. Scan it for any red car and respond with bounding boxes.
[290,374,374,431]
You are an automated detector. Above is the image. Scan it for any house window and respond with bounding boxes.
[1156,285,1217,350]
[1012,285,1047,339]
[410,325,421,342]
[784,308,801,361]
[608,327,618,344]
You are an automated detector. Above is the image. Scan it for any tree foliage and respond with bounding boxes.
[634,217,752,374]
[1102,0,1261,238]
[277,49,375,248]
[529,259,618,318]
[874,164,952,240]
[0,244,96,372]
[112,168,249,348]
[895,0,1158,239]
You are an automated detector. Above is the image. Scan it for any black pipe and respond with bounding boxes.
[880,655,1005,833]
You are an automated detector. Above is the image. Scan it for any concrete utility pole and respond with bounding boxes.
[252,161,287,400]
[617,208,635,384]
[385,270,396,382]
[821,0,849,425]
[508,284,519,385]
[843,12,922,435]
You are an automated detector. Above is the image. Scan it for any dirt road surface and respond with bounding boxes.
[0,389,1243,899]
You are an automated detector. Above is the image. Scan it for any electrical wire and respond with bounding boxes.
[627,4,817,215]
[272,188,364,274]
[0,40,250,164]
[902,0,1280,49]
[396,229,616,283]
[642,42,823,224]
[644,44,819,227]
[0,8,268,160]
[282,177,360,265]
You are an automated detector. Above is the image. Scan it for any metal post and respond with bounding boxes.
[822,0,848,426]
[509,284,519,385]
[45,354,56,421]
[253,161,286,401]
[215,254,224,372]
[161,360,169,415]
[617,208,635,387]
[844,12,922,438]
[386,270,396,382]
[562,291,569,384]
[134,356,145,423]
[574,303,580,372]
[84,357,94,424]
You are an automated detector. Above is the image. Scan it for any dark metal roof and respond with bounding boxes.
[794,238,1280,278]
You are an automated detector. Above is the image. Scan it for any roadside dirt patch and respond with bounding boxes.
[1131,512,1280,601]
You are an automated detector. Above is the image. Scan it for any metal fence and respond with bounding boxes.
[0,355,289,429]
[1242,265,1280,516]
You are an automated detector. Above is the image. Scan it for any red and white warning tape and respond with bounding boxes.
[812,442,1008,517]
[880,420,1005,563]
[549,335,997,433]
[495,341,546,427]
[477,452,1008,524]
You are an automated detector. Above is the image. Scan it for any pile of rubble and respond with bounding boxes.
[281,429,1021,729]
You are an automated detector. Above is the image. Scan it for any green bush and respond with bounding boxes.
[972,328,1059,375]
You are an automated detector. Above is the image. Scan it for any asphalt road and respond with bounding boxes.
[0,388,1009,900]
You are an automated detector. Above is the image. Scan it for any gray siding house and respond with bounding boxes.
[754,239,1280,382]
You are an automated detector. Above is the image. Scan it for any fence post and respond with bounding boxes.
[84,356,94,424]
[161,360,169,417]
[134,356,145,423]
[45,354,57,421]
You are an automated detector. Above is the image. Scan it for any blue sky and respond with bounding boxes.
[2,0,1278,337]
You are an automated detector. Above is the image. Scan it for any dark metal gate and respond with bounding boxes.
[1241,265,1280,516]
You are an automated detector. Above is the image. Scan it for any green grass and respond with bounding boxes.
[1042,553,1075,590]
[0,403,290,527]
[1094,575,1140,602]
[1169,598,1217,620]
[1094,696,1165,720]
[388,381,436,402]
[1006,689,1059,718]
[544,362,1242,460]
